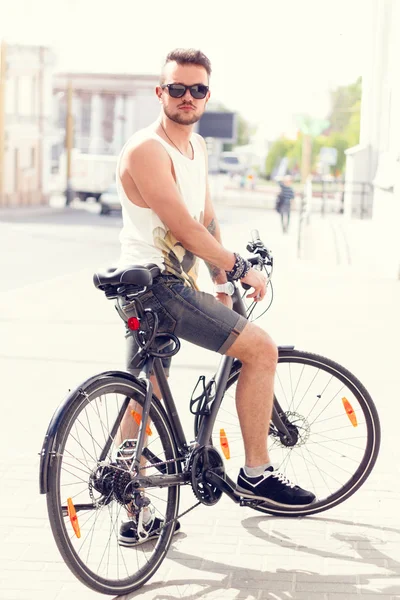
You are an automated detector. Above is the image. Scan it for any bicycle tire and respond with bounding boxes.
[212,349,380,517]
[46,374,180,595]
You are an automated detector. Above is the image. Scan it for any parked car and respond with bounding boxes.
[58,151,118,202]
[219,152,246,175]
[99,182,121,215]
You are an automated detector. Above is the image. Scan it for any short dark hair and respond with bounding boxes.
[161,48,212,83]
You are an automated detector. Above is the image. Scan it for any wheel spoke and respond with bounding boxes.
[47,378,179,593]
[215,351,379,516]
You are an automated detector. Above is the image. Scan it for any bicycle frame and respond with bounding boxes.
[123,284,295,497]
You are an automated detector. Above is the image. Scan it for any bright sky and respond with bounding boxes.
[1,0,372,139]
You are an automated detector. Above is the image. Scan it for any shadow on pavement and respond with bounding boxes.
[117,515,400,600]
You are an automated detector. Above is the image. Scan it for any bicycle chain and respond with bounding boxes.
[139,456,202,534]
[79,386,197,525]
[153,500,202,535]
[138,457,183,471]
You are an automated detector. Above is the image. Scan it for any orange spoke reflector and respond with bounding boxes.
[131,410,152,436]
[342,397,358,427]
[67,498,81,538]
[219,428,230,459]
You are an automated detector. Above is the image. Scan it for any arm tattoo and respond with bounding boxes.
[206,219,222,281]
[207,218,217,236]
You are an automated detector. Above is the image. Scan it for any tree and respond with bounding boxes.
[322,81,362,174]
[328,77,362,133]
[212,103,253,151]
[343,99,361,148]
[223,114,253,151]
[265,137,295,177]
[263,78,362,177]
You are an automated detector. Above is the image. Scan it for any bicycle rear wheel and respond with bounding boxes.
[213,349,380,516]
[46,374,180,595]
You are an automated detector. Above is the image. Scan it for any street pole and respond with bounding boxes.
[300,134,312,184]
[65,79,74,206]
[0,40,6,207]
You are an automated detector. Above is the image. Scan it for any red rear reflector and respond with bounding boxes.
[342,397,358,427]
[127,317,140,331]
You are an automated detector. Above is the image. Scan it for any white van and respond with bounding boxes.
[219,152,246,175]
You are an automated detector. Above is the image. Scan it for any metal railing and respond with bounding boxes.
[318,180,373,219]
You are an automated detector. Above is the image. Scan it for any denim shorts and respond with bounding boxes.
[125,275,248,376]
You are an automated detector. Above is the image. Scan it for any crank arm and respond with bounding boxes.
[203,470,240,503]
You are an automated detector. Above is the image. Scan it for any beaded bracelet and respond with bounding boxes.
[225,252,252,281]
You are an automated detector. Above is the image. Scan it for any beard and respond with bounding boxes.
[163,104,203,126]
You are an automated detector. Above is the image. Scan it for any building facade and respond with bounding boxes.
[345,0,400,278]
[0,41,55,207]
[52,72,161,163]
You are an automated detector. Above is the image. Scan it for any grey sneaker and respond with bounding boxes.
[118,517,181,547]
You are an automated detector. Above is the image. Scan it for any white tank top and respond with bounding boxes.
[117,129,206,290]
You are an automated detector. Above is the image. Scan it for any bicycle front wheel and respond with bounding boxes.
[46,374,180,595]
[213,349,380,516]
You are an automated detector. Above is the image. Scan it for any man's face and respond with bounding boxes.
[157,61,210,126]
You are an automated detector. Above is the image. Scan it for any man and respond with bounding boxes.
[116,49,315,546]
[277,175,295,233]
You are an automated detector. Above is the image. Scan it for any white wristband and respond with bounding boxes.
[215,282,235,296]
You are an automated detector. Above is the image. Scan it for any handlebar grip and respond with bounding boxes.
[242,256,262,290]
[251,229,261,243]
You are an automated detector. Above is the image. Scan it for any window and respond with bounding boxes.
[102,94,115,144]
[31,76,37,116]
[57,94,67,129]
[14,148,19,192]
[81,93,91,136]
[18,76,32,116]
[5,77,15,116]
[15,77,19,115]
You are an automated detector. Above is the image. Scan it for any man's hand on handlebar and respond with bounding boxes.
[241,267,268,302]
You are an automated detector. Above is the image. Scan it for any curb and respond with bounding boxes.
[0,204,69,221]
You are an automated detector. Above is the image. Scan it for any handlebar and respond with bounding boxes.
[239,231,273,292]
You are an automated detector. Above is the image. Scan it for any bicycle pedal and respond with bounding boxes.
[239,496,264,508]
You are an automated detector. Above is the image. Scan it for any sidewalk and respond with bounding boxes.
[299,210,400,280]
[1,207,399,599]
[0,195,102,222]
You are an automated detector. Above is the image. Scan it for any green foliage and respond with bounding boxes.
[323,79,361,172]
[265,137,295,176]
[264,77,362,176]
[223,115,251,151]
[329,77,362,133]
[214,103,253,151]
[343,99,361,148]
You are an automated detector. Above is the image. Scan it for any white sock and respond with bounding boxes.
[244,463,272,478]
[127,504,153,523]
[142,506,152,523]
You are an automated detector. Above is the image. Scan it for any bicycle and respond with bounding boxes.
[39,230,381,595]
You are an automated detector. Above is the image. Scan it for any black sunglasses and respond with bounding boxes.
[161,83,209,99]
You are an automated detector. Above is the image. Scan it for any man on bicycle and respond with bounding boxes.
[116,48,315,546]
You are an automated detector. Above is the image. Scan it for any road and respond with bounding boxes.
[0,203,399,600]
